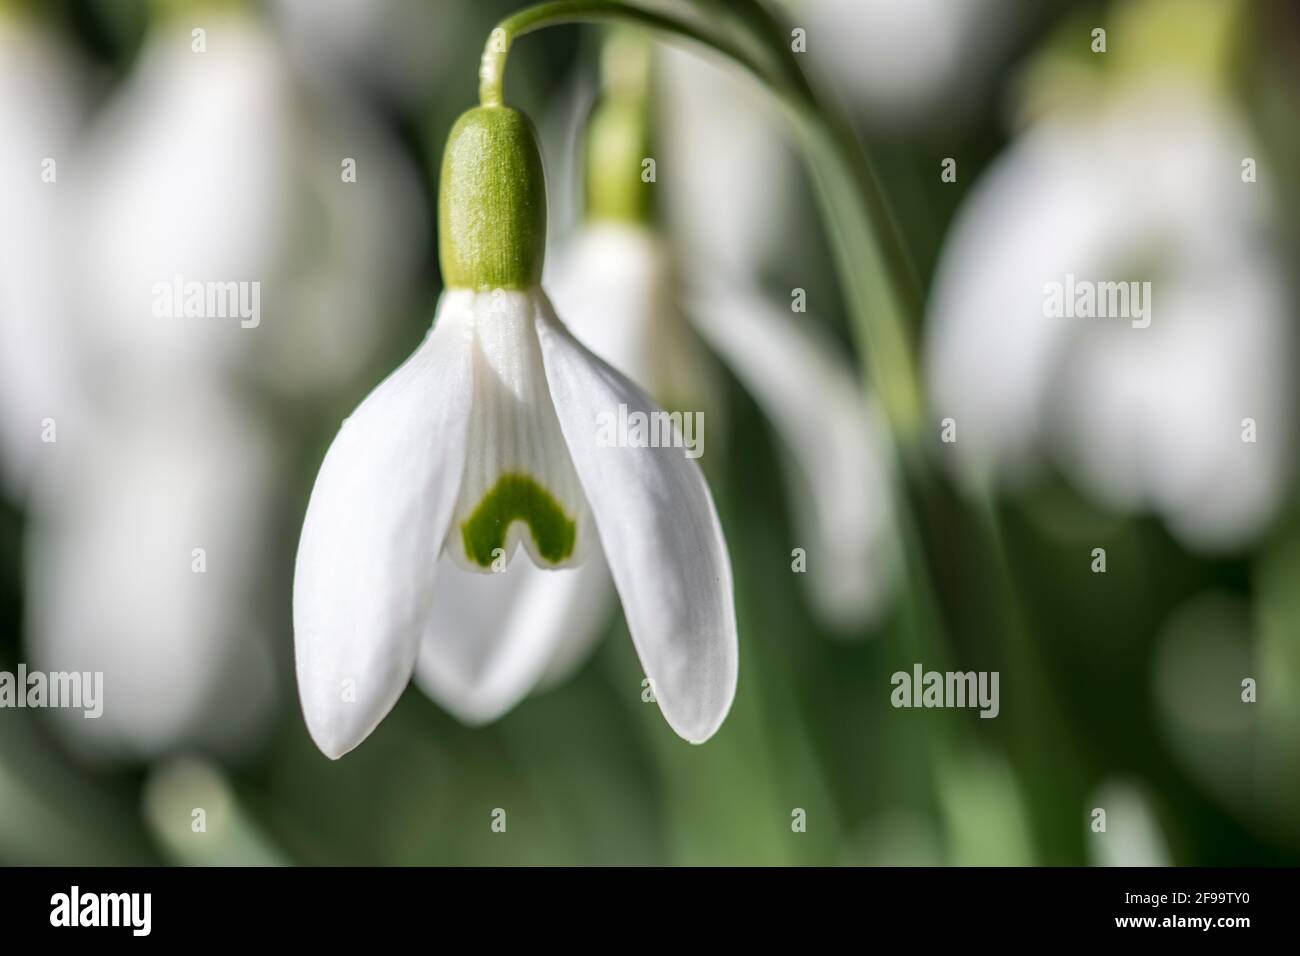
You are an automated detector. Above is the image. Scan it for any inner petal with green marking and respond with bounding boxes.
[446,288,591,573]
[460,472,577,568]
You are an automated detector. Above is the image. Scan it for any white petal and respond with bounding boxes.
[686,281,900,631]
[447,290,593,572]
[293,294,474,758]
[412,545,614,724]
[535,295,737,743]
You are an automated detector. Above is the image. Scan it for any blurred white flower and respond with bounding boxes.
[12,10,429,761]
[270,0,454,109]
[550,222,900,631]
[926,85,1290,551]
[0,13,86,496]
[798,0,1019,126]
[295,287,738,757]
[656,47,902,630]
[72,11,424,398]
[25,391,277,761]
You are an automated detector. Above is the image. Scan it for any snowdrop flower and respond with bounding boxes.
[656,47,901,629]
[548,36,721,420]
[925,83,1290,550]
[295,105,738,758]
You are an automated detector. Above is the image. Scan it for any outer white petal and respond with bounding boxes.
[535,295,737,743]
[293,295,474,758]
[686,281,899,632]
[412,545,614,724]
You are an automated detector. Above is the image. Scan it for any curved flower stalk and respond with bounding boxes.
[72,8,424,397]
[0,11,86,496]
[295,105,738,757]
[925,82,1290,551]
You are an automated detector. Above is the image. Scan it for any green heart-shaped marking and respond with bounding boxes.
[460,472,577,568]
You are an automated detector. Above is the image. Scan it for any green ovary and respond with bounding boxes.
[460,472,577,568]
